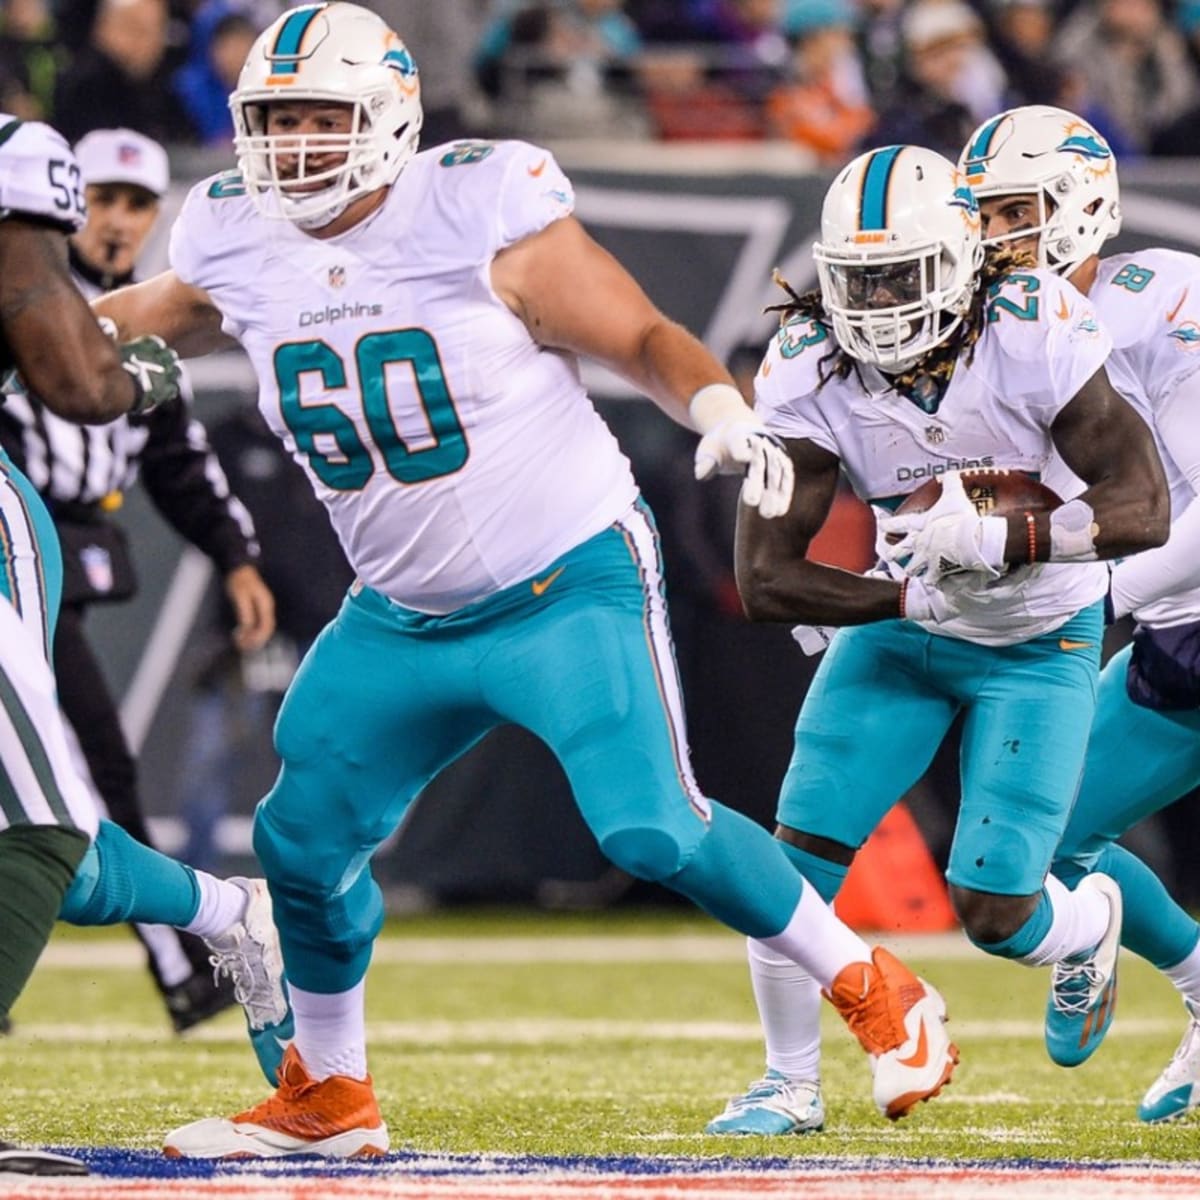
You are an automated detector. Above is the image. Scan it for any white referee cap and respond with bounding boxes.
[74,128,170,197]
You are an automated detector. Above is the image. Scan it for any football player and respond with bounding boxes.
[705,141,1167,1136]
[97,2,964,1157]
[0,117,291,1173]
[963,105,1200,1122]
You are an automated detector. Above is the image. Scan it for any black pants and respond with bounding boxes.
[53,602,212,988]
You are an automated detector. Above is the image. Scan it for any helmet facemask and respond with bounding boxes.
[230,4,423,231]
[234,89,411,230]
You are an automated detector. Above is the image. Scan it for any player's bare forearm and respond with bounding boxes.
[1047,367,1170,559]
[493,217,736,422]
[736,547,901,624]
[94,272,234,358]
[735,436,900,623]
[0,220,133,422]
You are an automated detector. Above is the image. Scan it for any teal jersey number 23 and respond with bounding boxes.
[274,329,469,490]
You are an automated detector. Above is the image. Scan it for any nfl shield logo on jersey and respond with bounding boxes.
[925,425,945,445]
[329,266,346,289]
[81,545,114,594]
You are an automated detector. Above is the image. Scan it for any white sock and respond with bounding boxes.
[182,873,248,939]
[1164,938,1200,1009]
[747,938,823,1081]
[760,877,872,990]
[291,980,368,1081]
[1020,873,1110,967]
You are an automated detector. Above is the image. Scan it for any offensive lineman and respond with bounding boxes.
[706,142,1166,1136]
[98,3,963,1157]
[963,104,1200,1123]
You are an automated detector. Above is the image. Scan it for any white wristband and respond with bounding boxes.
[979,516,1010,573]
[1049,498,1099,562]
[689,383,756,434]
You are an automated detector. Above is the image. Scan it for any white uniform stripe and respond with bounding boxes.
[0,599,98,835]
[614,504,710,820]
[0,469,49,655]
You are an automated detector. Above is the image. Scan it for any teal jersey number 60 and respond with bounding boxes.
[275,329,469,490]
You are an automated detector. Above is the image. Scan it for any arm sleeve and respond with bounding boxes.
[1109,377,1200,617]
[138,390,260,575]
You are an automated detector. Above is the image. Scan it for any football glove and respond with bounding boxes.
[900,574,970,623]
[879,472,1007,584]
[120,335,182,415]
[694,421,794,519]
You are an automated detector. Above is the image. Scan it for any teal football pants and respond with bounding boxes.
[1054,642,1200,969]
[777,605,1103,897]
[254,504,805,993]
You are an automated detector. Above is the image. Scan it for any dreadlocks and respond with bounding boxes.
[766,245,1037,394]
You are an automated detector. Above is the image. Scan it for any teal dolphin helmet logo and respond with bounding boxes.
[383,45,417,78]
[950,184,979,216]
[1055,133,1112,162]
[1170,322,1200,345]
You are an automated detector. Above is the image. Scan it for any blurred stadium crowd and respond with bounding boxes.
[9,0,1200,161]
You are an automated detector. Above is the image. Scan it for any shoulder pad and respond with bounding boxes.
[0,120,85,232]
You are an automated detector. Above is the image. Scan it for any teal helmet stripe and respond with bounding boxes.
[270,5,324,73]
[964,114,1006,168]
[859,145,904,231]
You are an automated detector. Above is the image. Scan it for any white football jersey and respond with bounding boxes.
[170,140,637,614]
[1093,248,1200,627]
[755,268,1110,646]
[0,115,86,233]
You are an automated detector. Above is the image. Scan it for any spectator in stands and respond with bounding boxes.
[1054,0,1198,154]
[475,0,646,138]
[853,0,905,113]
[371,1,489,145]
[640,45,766,139]
[173,4,259,147]
[865,0,997,159]
[0,0,65,121]
[984,0,1058,106]
[53,0,195,145]
[765,0,874,163]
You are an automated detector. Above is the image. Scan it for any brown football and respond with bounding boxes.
[887,469,1063,543]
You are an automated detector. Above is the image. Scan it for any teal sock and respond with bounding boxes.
[777,840,850,904]
[1060,844,1199,971]
[971,890,1054,960]
[664,802,803,939]
[60,819,200,928]
[0,825,89,1018]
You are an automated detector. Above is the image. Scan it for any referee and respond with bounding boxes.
[0,128,276,1033]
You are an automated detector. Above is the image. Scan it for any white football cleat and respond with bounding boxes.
[164,1044,388,1159]
[1139,997,1200,1123]
[826,946,958,1119]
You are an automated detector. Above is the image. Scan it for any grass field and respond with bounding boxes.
[3,908,1200,1196]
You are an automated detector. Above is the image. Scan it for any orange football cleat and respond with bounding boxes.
[164,1044,388,1158]
[826,946,959,1120]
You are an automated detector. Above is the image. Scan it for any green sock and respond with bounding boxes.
[0,824,89,1019]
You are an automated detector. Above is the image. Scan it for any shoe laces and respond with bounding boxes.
[209,928,277,1031]
[732,1074,819,1115]
[1049,954,1105,1016]
[1161,1008,1200,1084]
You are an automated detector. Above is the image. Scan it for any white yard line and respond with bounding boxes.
[39,930,977,969]
[7,1016,1179,1044]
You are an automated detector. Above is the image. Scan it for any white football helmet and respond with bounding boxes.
[958,105,1120,277]
[230,2,423,230]
[813,145,983,373]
